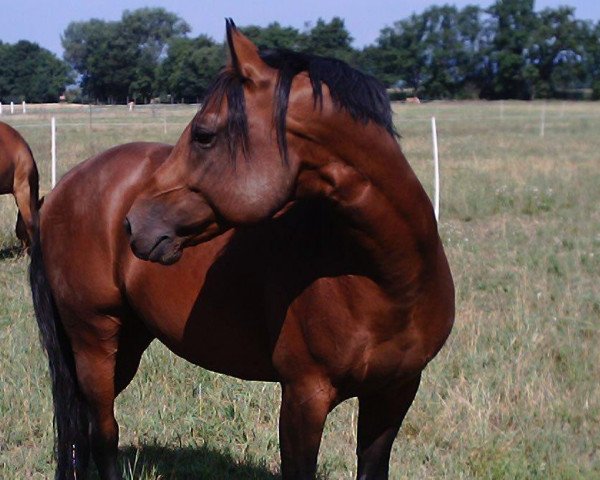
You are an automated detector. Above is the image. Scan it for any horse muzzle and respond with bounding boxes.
[125,214,183,265]
[125,191,222,265]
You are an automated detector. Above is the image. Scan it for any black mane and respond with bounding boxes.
[200,48,396,162]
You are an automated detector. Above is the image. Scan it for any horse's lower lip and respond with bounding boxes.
[156,247,182,265]
[147,236,182,264]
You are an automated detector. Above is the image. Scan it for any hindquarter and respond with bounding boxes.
[0,147,16,193]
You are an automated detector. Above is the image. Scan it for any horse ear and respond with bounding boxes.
[226,18,271,83]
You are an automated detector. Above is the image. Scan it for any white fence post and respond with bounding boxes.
[540,103,546,138]
[0,102,2,115]
[431,116,440,222]
[22,101,26,114]
[10,101,14,114]
[51,117,57,188]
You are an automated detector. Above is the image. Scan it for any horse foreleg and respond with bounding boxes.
[278,379,336,479]
[355,374,421,480]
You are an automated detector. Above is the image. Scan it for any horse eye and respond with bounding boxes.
[193,129,216,147]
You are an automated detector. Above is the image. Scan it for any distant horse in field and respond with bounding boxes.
[30,21,454,480]
[0,121,39,249]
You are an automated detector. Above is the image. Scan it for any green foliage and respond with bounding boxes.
[360,0,598,100]
[53,5,600,102]
[481,0,538,99]
[241,22,302,50]
[0,40,72,102]
[300,17,355,62]
[62,8,190,102]
[359,5,485,98]
[157,36,224,103]
[527,7,586,98]
[583,22,600,99]
[359,14,428,90]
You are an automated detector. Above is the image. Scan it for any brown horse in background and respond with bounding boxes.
[0,121,39,249]
[30,21,454,480]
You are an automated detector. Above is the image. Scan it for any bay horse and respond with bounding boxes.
[0,121,39,249]
[30,21,454,480]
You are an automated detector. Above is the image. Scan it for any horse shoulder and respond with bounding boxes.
[42,143,173,314]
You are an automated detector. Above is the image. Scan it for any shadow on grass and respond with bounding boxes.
[117,444,280,480]
[0,244,24,260]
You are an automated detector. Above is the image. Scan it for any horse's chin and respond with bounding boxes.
[131,235,183,266]
[133,222,225,265]
[153,246,183,265]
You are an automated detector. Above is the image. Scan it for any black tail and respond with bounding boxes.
[29,231,90,479]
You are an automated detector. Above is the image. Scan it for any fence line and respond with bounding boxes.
[2,106,599,207]
[7,122,190,129]
[11,114,599,123]
[33,114,449,221]
[7,114,599,132]
[393,112,600,122]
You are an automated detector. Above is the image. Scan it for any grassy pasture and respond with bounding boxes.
[0,101,598,479]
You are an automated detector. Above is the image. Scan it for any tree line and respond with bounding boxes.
[1,1,599,104]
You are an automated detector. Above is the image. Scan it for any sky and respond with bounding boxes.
[1,0,599,58]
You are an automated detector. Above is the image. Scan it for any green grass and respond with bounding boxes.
[0,100,599,478]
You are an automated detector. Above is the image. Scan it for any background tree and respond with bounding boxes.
[300,17,355,62]
[52,6,600,102]
[419,5,484,98]
[120,8,190,63]
[581,21,600,99]
[0,40,72,103]
[242,22,302,50]
[121,8,191,101]
[454,5,486,97]
[359,13,428,92]
[480,0,538,99]
[63,19,137,102]
[62,8,189,102]
[360,5,484,98]
[527,7,586,98]
[157,36,224,103]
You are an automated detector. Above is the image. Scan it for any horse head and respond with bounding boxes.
[126,19,399,265]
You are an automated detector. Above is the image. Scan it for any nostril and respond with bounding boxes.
[123,217,132,236]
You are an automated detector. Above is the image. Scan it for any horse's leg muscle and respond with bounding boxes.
[355,374,421,480]
[278,378,336,479]
[73,314,151,480]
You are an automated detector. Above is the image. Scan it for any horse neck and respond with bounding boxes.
[296,125,440,295]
